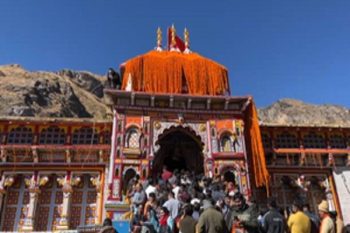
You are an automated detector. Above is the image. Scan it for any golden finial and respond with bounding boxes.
[171,24,176,48]
[156,27,162,49]
[184,27,189,48]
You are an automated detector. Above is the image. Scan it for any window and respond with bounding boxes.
[72,127,98,145]
[329,135,346,149]
[7,126,33,144]
[303,132,326,148]
[275,131,299,148]
[39,126,65,144]
[261,133,271,149]
[125,127,140,148]
[220,134,232,152]
[102,131,111,144]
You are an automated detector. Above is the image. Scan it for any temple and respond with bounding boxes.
[0,26,349,231]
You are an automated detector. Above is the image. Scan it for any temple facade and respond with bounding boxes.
[0,27,349,231]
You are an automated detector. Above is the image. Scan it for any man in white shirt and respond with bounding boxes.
[163,191,180,219]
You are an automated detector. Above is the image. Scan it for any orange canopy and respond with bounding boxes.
[121,50,229,95]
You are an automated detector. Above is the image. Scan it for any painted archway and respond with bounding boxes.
[153,126,204,175]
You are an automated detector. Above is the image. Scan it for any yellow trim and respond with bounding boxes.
[274,129,298,138]
[7,124,35,132]
[38,125,68,133]
[71,126,101,134]
[99,170,105,224]
[301,130,325,138]
[0,166,105,172]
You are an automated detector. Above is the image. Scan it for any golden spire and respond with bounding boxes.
[171,24,176,48]
[156,27,162,50]
[184,27,189,49]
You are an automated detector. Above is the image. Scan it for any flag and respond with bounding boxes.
[167,27,186,52]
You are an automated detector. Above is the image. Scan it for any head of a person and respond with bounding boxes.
[160,206,169,216]
[292,199,303,213]
[149,192,156,202]
[232,192,246,209]
[202,199,214,210]
[135,183,143,192]
[103,217,113,227]
[302,203,311,212]
[318,200,329,219]
[168,191,175,199]
[182,204,193,216]
[267,197,277,209]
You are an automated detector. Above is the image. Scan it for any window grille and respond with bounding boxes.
[275,131,299,148]
[7,126,33,144]
[303,132,326,148]
[329,135,347,149]
[39,126,65,144]
[72,127,98,145]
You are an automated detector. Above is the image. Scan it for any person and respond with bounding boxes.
[130,205,146,233]
[318,200,335,233]
[99,218,118,233]
[287,199,311,233]
[145,179,157,199]
[197,199,229,233]
[144,192,157,217]
[179,204,197,233]
[159,206,174,233]
[162,166,173,181]
[329,211,344,233]
[163,191,181,219]
[226,192,259,233]
[262,198,285,233]
[141,208,159,233]
[132,183,146,214]
[303,203,320,233]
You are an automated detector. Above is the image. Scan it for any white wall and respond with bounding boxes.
[333,168,350,225]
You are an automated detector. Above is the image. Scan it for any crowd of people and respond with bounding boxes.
[116,166,349,233]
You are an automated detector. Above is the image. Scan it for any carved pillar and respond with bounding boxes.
[56,174,81,230]
[90,175,102,224]
[1,148,7,162]
[22,174,48,232]
[0,175,15,214]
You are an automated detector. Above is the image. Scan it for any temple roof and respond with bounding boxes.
[120,50,230,96]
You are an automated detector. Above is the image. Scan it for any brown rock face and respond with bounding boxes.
[1,64,349,126]
[258,98,350,127]
[0,64,111,119]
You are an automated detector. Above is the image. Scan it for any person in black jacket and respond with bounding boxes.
[262,198,286,233]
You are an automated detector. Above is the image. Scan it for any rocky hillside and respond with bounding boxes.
[258,98,350,127]
[0,64,111,119]
[1,65,349,126]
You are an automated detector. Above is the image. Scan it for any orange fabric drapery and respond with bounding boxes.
[246,101,270,193]
[121,51,229,95]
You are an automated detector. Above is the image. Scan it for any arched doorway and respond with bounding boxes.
[153,127,204,175]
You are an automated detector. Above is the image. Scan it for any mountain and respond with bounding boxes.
[258,98,350,127]
[1,65,349,127]
[0,64,111,119]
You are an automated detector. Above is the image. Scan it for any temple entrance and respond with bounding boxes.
[153,128,204,175]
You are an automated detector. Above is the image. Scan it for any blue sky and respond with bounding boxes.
[1,1,349,108]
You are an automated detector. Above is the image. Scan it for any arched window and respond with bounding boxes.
[72,127,98,145]
[125,127,140,148]
[275,131,299,148]
[329,134,346,149]
[219,131,234,152]
[39,126,65,144]
[220,134,232,152]
[303,132,326,148]
[7,126,33,144]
